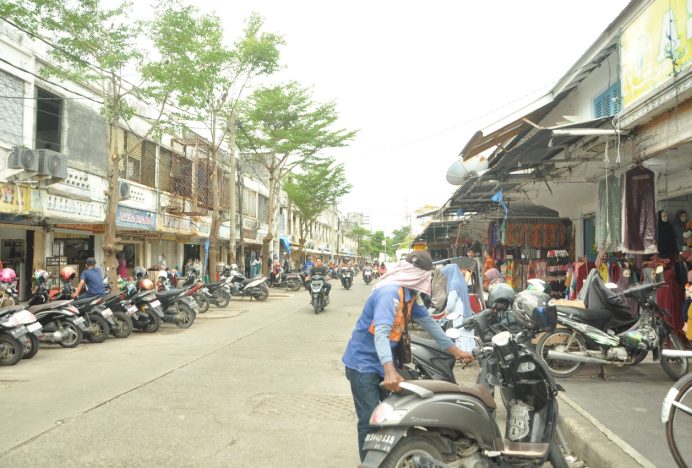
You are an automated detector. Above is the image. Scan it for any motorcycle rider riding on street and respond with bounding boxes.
[305,257,331,304]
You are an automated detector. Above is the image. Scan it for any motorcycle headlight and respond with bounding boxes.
[0,314,20,327]
[11,310,37,325]
[370,402,408,424]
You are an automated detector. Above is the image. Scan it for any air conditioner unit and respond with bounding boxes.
[119,180,131,200]
[8,147,39,171]
[37,149,68,179]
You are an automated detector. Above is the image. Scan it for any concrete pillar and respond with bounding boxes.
[32,228,45,271]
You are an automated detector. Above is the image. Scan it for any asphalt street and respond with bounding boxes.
[0,281,369,467]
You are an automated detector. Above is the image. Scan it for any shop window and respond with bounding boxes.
[35,88,62,151]
[159,147,172,192]
[122,132,143,183]
[593,82,621,118]
[172,152,192,197]
[243,188,257,217]
[258,194,269,223]
[141,141,157,188]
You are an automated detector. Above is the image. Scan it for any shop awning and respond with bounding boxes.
[280,236,291,253]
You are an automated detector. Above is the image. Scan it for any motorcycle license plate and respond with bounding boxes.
[363,432,400,453]
[150,300,162,309]
[127,305,138,315]
[9,325,27,338]
[100,308,113,318]
[27,322,42,333]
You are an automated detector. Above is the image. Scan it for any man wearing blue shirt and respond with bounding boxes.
[72,257,106,298]
[342,251,474,461]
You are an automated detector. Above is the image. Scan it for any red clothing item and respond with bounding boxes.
[657,268,684,333]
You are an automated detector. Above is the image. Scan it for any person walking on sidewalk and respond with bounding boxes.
[342,251,474,461]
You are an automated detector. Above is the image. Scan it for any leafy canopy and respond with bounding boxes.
[284,158,351,239]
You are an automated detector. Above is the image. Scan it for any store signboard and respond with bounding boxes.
[41,192,105,222]
[56,224,106,233]
[0,183,31,214]
[219,222,231,240]
[191,217,211,237]
[621,0,692,108]
[116,206,156,231]
[158,214,192,234]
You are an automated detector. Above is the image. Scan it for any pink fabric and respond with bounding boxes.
[373,261,432,295]
[484,268,500,281]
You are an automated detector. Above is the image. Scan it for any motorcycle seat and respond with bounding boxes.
[27,300,72,313]
[154,289,182,300]
[410,380,496,409]
[73,295,103,306]
[556,305,611,324]
[0,305,26,314]
[205,281,224,288]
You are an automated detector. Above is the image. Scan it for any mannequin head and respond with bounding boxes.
[677,210,688,224]
[660,210,669,222]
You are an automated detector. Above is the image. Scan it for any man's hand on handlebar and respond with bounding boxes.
[448,346,475,364]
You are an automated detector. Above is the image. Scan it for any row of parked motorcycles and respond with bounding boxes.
[361,263,690,467]
[0,263,274,367]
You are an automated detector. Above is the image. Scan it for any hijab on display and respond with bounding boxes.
[657,209,678,257]
[672,210,688,250]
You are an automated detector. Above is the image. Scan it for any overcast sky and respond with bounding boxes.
[193,0,631,235]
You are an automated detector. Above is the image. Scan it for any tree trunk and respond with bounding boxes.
[261,173,276,276]
[227,110,237,265]
[208,151,220,281]
[103,115,121,286]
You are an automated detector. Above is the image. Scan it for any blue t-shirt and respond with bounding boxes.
[81,267,106,297]
[342,285,428,377]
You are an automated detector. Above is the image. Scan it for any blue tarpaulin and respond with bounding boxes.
[280,236,291,253]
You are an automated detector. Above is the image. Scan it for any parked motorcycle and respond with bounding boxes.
[309,275,330,314]
[361,296,566,467]
[363,267,373,285]
[339,267,353,289]
[134,268,197,328]
[182,270,231,309]
[536,267,689,380]
[221,265,269,301]
[268,269,303,291]
[121,282,165,333]
[0,306,39,365]
[100,292,135,338]
[0,306,43,360]
[53,279,112,344]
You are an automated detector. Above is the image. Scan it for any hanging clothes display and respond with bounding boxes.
[657,210,678,257]
[621,166,657,254]
[657,268,684,334]
[595,175,622,252]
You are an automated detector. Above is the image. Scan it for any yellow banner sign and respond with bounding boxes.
[621,0,692,107]
[0,183,30,214]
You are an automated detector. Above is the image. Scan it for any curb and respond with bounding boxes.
[558,393,656,468]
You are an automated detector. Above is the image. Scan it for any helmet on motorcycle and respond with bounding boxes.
[158,270,167,280]
[230,264,238,271]
[134,267,147,280]
[139,278,154,290]
[0,268,16,284]
[512,290,557,332]
[125,283,137,297]
[527,278,551,294]
[487,283,516,311]
[59,266,76,282]
[33,269,51,285]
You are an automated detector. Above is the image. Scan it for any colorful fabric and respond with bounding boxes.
[374,260,432,295]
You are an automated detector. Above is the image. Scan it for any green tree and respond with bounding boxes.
[388,226,413,256]
[10,0,226,283]
[348,225,371,259]
[284,159,351,262]
[172,11,282,279]
[236,82,357,274]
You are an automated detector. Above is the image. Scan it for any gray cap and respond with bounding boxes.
[86,257,96,265]
[406,251,433,271]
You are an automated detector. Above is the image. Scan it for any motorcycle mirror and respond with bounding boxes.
[445,328,462,339]
[445,312,461,321]
[604,282,618,289]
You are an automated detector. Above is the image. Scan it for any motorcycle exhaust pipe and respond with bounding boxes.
[546,350,609,365]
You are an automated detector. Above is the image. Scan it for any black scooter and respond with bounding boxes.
[362,318,567,467]
[339,267,353,289]
[53,283,113,344]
